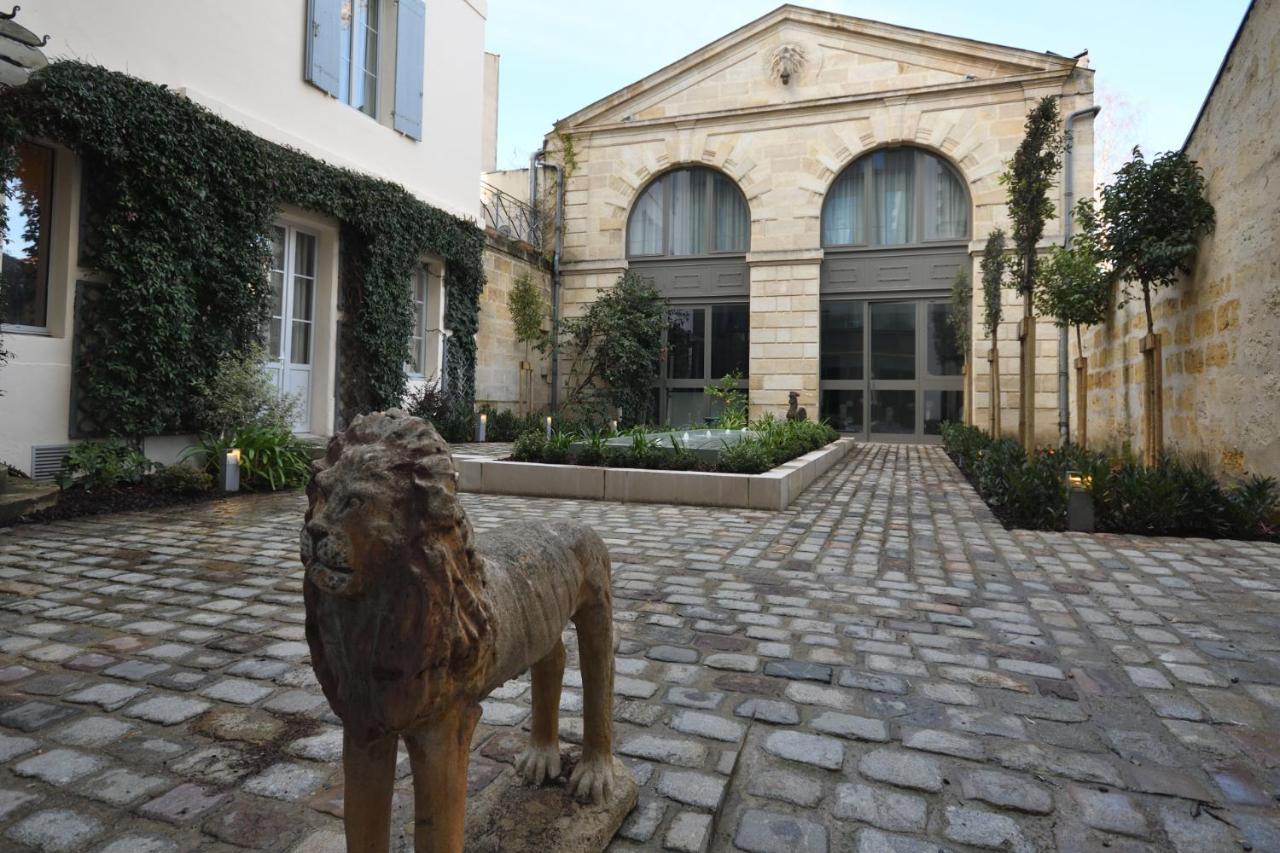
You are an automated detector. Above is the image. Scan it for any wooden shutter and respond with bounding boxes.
[305,0,342,96]
[394,0,427,140]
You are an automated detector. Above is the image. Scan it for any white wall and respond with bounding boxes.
[17,0,487,220]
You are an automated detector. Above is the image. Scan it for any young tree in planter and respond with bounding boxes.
[980,229,1008,435]
[506,272,548,415]
[948,269,973,424]
[1034,199,1111,447]
[1000,96,1064,450]
[1096,147,1214,461]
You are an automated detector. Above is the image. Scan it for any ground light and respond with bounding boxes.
[219,448,241,492]
[1065,470,1094,532]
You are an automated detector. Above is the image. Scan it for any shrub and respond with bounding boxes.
[572,428,608,467]
[146,464,213,494]
[542,429,575,464]
[56,440,153,491]
[511,430,546,462]
[186,425,312,491]
[478,406,541,442]
[717,439,773,474]
[194,344,299,436]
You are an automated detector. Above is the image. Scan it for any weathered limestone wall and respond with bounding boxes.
[475,235,552,413]
[545,8,1094,441]
[1082,0,1280,477]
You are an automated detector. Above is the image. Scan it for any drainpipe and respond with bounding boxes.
[1059,104,1101,446]
[531,148,564,415]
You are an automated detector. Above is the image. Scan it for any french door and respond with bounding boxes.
[265,225,316,433]
[820,298,964,442]
[653,302,749,426]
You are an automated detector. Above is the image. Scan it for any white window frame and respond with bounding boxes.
[1,141,57,335]
[407,265,429,378]
[339,0,381,118]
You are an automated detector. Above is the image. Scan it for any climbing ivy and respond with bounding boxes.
[0,61,485,437]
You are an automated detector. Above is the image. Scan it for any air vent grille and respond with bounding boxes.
[30,444,72,481]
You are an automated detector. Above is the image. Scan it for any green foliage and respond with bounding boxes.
[980,230,1008,343]
[185,425,312,491]
[706,371,748,429]
[402,378,472,443]
[1096,147,1215,336]
[194,344,299,437]
[511,429,546,462]
[0,61,485,437]
[940,422,1277,539]
[948,271,972,360]
[477,406,542,442]
[559,272,665,423]
[1034,199,1112,347]
[573,427,609,467]
[56,440,153,491]
[1000,97,1063,295]
[506,272,548,354]
[716,439,775,474]
[145,464,213,495]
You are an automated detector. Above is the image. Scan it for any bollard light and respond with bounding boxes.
[1065,470,1094,532]
[476,412,487,443]
[219,448,241,493]
[610,419,619,435]
[545,416,553,440]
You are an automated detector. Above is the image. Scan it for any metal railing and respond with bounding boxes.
[480,181,542,250]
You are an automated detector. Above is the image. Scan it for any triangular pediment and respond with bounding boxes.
[559,5,1079,129]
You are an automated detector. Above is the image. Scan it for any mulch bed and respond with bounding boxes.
[2,483,239,527]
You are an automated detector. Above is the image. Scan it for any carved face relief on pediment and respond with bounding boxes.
[770,43,807,86]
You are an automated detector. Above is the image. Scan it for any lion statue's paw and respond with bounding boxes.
[515,742,562,786]
[568,754,614,805]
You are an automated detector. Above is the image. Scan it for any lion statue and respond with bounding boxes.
[301,410,618,853]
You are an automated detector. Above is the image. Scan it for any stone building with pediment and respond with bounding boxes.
[529,4,1096,442]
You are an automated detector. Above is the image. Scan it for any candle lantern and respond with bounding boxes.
[219,449,241,493]
[1065,470,1094,532]
[476,412,487,443]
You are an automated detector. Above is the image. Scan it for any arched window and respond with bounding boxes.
[627,167,749,258]
[822,148,969,248]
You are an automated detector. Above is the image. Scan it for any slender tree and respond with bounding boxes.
[1034,200,1111,446]
[980,229,1008,435]
[949,270,972,424]
[1000,96,1064,449]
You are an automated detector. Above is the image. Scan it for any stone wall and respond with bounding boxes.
[1082,0,1280,477]
[475,234,553,413]
[543,7,1094,441]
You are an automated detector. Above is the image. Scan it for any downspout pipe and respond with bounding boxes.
[1059,104,1101,446]
[531,148,564,415]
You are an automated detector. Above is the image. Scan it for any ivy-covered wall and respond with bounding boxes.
[0,61,485,437]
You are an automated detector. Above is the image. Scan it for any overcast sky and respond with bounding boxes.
[484,0,1250,181]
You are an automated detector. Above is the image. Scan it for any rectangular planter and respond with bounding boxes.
[454,438,855,511]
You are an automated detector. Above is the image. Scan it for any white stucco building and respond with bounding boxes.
[1,0,487,475]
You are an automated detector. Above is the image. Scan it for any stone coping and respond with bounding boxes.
[454,438,855,510]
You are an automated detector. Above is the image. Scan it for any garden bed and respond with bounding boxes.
[0,482,240,527]
[456,438,854,510]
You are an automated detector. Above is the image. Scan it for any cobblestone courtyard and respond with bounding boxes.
[1,444,1279,852]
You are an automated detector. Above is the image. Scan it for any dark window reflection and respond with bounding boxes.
[928,303,963,376]
[870,302,915,380]
[924,390,964,434]
[821,301,863,380]
[710,303,749,378]
[821,388,864,432]
[666,308,705,379]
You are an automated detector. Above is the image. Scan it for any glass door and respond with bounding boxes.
[868,302,917,439]
[265,225,316,433]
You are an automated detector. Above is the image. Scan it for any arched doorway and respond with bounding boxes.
[627,166,750,425]
[819,147,969,441]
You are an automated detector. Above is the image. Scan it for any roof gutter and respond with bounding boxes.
[1059,104,1102,447]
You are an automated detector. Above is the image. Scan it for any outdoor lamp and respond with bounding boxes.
[1065,470,1094,532]
[611,419,619,434]
[476,412,487,443]
[545,415,553,439]
[219,448,241,493]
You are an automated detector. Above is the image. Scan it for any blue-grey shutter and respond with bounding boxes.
[394,0,427,140]
[305,0,342,97]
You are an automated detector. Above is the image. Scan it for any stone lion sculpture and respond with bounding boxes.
[301,410,618,853]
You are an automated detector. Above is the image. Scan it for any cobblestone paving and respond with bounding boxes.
[1,443,1279,851]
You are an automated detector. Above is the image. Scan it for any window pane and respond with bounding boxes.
[628,182,663,255]
[870,302,915,380]
[822,165,864,246]
[927,303,963,376]
[1,142,54,328]
[265,226,286,358]
[359,0,378,117]
[290,320,312,364]
[821,389,863,432]
[338,0,353,103]
[871,389,915,434]
[294,233,316,280]
[710,303,749,378]
[665,308,704,380]
[666,388,710,427]
[872,149,914,245]
[409,268,427,375]
[712,173,748,252]
[820,301,863,380]
[292,278,313,322]
[924,154,968,240]
[670,170,708,256]
[924,390,963,435]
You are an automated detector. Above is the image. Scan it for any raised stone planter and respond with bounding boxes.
[455,438,854,510]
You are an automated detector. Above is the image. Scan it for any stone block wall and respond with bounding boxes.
[1080,0,1280,478]
[475,234,552,413]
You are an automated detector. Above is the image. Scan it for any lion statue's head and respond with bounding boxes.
[301,410,493,740]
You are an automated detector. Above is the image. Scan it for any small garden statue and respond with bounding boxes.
[301,410,626,853]
[786,391,808,421]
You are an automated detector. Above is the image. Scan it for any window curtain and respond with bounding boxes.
[628,181,663,255]
[712,173,749,252]
[926,157,968,240]
[670,170,707,256]
[822,166,864,246]
[872,150,914,245]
